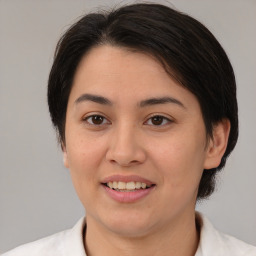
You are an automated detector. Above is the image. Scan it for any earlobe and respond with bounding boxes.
[204,119,230,170]
[62,143,69,168]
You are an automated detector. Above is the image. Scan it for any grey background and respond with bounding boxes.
[0,0,255,253]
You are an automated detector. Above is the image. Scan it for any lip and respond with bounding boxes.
[102,184,155,203]
[101,174,155,186]
[101,175,156,203]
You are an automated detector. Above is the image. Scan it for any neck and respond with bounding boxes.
[84,212,199,256]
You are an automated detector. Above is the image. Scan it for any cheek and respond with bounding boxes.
[65,135,107,205]
[65,131,107,187]
[150,134,206,191]
[67,129,105,164]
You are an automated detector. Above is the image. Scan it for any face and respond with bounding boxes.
[63,45,217,237]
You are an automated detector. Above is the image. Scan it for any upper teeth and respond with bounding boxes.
[107,181,148,190]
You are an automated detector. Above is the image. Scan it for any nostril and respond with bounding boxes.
[108,158,138,167]
[105,140,146,166]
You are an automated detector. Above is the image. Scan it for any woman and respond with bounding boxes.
[3,3,256,256]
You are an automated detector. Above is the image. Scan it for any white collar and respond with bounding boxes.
[65,212,256,256]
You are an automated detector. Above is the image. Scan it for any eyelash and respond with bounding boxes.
[145,115,172,126]
[83,115,110,126]
[83,114,173,128]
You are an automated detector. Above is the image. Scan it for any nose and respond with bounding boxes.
[105,124,146,167]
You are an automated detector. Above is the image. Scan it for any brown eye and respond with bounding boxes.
[85,115,108,125]
[151,116,164,125]
[145,115,172,126]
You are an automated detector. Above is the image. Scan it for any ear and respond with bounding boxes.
[204,119,231,170]
[62,142,69,168]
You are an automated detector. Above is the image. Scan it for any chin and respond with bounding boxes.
[107,222,153,238]
[100,210,157,238]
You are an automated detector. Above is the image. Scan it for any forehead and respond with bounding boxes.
[69,45,199,110]
[74,45,168,84]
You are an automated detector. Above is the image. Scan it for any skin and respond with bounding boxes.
[63,45,230,256]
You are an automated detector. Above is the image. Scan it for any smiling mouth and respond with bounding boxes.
[102,181,155,192]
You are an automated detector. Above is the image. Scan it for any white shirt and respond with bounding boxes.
[2,213,256,256]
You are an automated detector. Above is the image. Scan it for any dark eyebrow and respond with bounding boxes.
[139,97,186,109]
[75,93,112,106]
[75,94,185,109]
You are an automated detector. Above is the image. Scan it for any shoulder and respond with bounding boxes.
[196,212,256,256]
[2,230,69,256]
[2,217,86,256]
